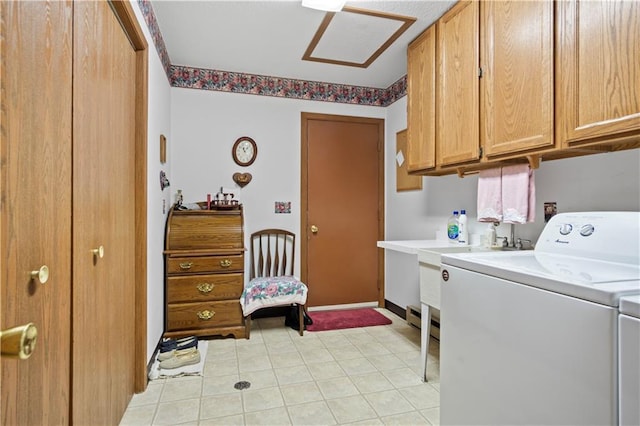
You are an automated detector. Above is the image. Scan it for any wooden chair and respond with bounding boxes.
[240,229,308,337]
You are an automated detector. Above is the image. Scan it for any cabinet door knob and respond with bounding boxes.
[197,310,215,320]
[220,259,232,268]
[196,283,215,293]
[179,262,193,270]
[30,265,49,284]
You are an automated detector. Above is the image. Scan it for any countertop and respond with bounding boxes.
[377,239,460,255]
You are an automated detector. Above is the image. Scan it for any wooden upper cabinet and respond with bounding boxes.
[437,0,480,167]
[481,0,555,157]
[557,0,640,146]
[407,25,436,171]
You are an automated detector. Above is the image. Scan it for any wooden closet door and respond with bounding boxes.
[1,1,73,424]
[72,1,137,423]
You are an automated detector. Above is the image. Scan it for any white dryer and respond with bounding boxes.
[440,212,640,425]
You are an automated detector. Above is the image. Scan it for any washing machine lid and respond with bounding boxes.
[443,212,640,307]
[442,251,640,307]
[620,295,640,318]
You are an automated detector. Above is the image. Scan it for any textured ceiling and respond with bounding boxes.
[151,0,456,88]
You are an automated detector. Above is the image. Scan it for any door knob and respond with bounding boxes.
[30,265,49,284]
[91,245,105,259]
[1,323,37,359]
[311,225,318,233]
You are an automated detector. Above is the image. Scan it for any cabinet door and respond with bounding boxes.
[437,0,480,166]
[407,25,436,171]
[557,0,640,146]
[481,1,554,157]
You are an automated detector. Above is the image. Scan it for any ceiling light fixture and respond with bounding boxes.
[301,0,346,12]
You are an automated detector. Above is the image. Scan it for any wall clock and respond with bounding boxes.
[232,136,257,166]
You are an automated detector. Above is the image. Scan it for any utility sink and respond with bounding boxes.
[417,245,489,268]
[418,245,490,311]
[416,245,491,382]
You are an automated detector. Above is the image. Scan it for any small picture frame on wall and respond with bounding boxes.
[160,134,167,164]
[275,202,291,214]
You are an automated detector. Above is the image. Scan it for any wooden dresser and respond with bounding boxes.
[164,204,247,339]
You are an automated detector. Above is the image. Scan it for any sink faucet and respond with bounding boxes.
[510,224,516,248]
[515,238,533,250]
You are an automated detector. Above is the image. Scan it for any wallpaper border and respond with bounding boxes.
[137,0,406,107]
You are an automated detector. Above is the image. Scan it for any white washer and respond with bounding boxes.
[440,212,640,425]
[619,294,640,426]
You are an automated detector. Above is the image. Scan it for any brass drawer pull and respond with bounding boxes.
[220,259,232,268]
[196,283,215,293]
[197,310,215,320]
[179,262,193,270]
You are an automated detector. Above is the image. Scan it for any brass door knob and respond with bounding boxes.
[30,265,49,284]
[311,225,319,233]
[91,246,105,259]
[1,323,37,360]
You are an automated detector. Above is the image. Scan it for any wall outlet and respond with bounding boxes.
[544,202,557,222]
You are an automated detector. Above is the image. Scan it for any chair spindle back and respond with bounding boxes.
[250,229,296,279]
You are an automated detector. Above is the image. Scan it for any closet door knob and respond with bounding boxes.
[30,265,49,284]
[311,225,318,233]
[91,246,105,259]
[1,323,38,359]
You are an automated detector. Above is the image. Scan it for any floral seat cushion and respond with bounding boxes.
[240,276,308,316]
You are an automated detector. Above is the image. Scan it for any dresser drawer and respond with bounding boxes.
[166,300,244,332]
[166,211,243,251]
[167,273,243,303]
[167,254,243,274]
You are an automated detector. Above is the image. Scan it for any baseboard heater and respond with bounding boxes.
[406,305,421,328]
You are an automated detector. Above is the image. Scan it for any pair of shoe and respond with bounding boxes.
[159,347,201,369]
[158,336,198,361]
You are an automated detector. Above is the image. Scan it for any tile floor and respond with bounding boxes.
[120,308,441,425]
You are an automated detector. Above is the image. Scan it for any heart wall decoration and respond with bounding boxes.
[232,172,252,187]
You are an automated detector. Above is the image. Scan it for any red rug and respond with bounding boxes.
[306,308,392,332]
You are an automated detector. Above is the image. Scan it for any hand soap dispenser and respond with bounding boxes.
[485,223,497,248]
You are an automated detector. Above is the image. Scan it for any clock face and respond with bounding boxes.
[232,137,257,166]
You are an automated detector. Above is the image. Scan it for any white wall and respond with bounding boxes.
[131,1,172,363]
[170,88,386,277]
[169,84,640,318]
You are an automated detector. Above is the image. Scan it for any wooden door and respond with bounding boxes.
[407,25,437,172]
[481,0,555,157]
[1,1,73,424]
[556,0,640,147]
[437,0,480,166]
[301,113,384,307]
[72,1,137,423]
